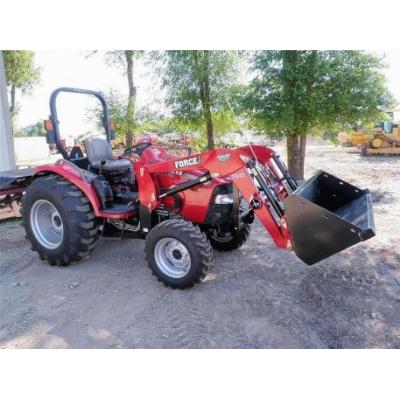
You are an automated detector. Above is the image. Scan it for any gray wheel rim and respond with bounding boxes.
[154,238,191,278]
[30,199,64,249]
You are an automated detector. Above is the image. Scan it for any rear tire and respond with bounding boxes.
[360,141,370,156]
[22,174,100,266]
[145,219,213,289]
[208,224,251,251]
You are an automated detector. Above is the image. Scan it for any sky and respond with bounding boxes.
[16,51,162,137]
[16,50,400,137]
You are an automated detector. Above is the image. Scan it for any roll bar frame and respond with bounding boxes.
[49,87,112,160]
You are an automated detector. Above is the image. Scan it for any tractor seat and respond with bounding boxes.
[84,137,131,172]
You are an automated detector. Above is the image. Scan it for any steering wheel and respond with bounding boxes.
[124,142,152,156]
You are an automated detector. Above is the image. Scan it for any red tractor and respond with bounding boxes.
[0,88,375,288]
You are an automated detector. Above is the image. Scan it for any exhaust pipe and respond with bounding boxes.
[283,171,375,265]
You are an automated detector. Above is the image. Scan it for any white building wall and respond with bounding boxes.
[0,50,16,171]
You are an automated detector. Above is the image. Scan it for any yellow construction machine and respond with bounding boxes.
[347,109,400,155]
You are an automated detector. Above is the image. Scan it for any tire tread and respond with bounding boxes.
[22,174,100,266]
[209,224,251,251]
[145,218,213,289]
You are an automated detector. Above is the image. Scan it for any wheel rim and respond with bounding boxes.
[30,199,64,249]
[211,231,233,243]
[154,238,191,278]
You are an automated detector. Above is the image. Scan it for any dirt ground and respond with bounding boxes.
[1,143,399,348]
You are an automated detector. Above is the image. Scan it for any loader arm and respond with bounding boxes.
[136,146,293,250]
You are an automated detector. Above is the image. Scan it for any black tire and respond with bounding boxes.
[208,224,251,251]
[145,219,213,289]
[360,141,370,156]
[21,174,100,266]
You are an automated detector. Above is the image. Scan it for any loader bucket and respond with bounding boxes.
[283,171,375,265]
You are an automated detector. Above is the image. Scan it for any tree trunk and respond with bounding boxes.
[9,84,16,130]
[205,116,214,149]
[203,89,214,150]
[198,51,214,150]
[125,50,136,147]
[286,133,307,181]
[299,133,307,178]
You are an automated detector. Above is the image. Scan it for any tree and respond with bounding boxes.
[14,120,46,137]
[97,89,132,142]
[87,89,170,140]
[3,51,40,127]
[101,50,144,146]
[244,51,394,180]
[155,51,241,150]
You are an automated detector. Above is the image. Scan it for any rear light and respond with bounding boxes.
[44,119,53,132]
[214,194,233,204]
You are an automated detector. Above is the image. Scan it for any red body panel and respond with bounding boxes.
[135,145,291,249]
[31,144,292,250]
[34,161,135,219]
[134,147,231,223]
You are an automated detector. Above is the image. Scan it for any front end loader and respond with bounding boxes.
[0,87,376,288]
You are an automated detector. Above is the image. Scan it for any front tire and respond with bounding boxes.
[145,219,213,289]
[22,175,100,266]
[208,224,251,251]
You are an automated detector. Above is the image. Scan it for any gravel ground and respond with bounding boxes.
[1,144,399,348]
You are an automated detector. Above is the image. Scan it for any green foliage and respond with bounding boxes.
[136,108,240,151]
[87,90,172,140]
[212,110,240,133]
[156,51,239,119]
[322,130,341,145]
[106,89,133,140]
[87,51,145,144]
[245,50,394,135]
[108,51,144,144]
[3,50,40,127]
[14,121,46,137]
[135,107,169,134]
[153,51,242,148]
[86,89,130,141]
[85,50,144,70]
[242,50,394,179]
[3,50,40,92]
[90,89,241,150]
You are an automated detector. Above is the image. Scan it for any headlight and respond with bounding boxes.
[214,194,233,204]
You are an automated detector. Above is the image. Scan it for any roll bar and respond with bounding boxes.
[49,87,112,160]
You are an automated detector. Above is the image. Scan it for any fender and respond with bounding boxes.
[33,160,135,219]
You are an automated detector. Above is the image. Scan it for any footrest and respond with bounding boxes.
[102,203,138,214]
